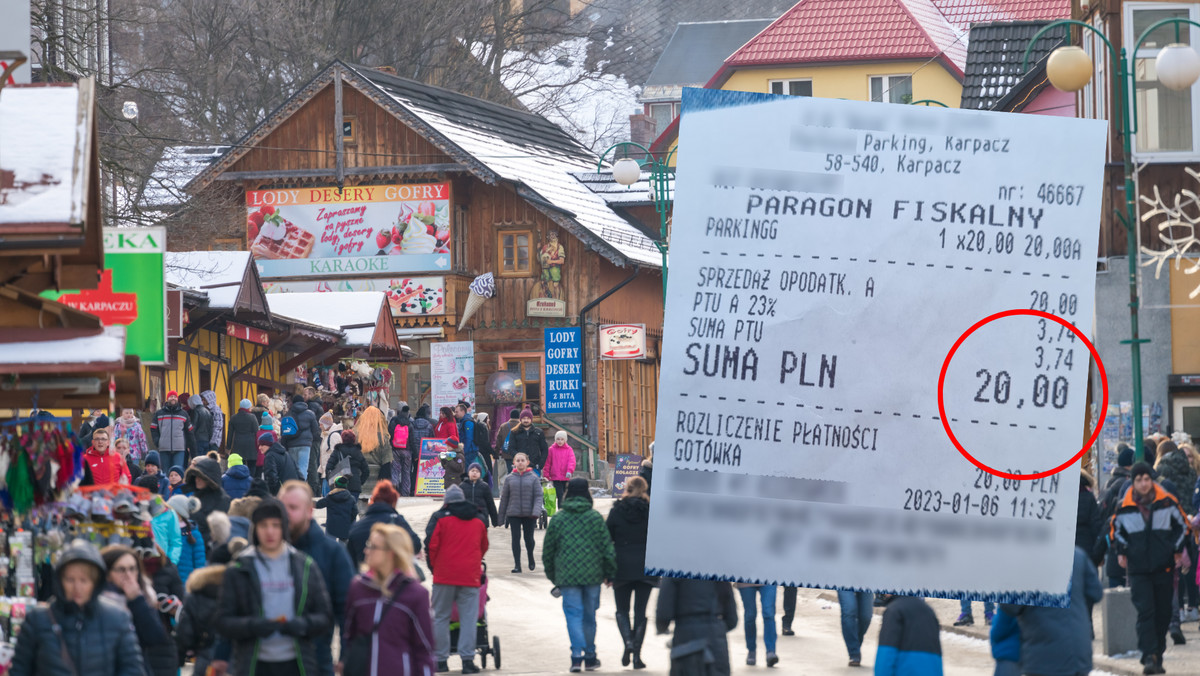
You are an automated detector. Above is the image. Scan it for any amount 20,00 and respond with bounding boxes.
[974,370,1069,409]
[938,230,1083,260]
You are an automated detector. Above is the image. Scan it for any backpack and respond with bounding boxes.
[392,422,410,449]
[460,420,477,454]
[281,416,299,439]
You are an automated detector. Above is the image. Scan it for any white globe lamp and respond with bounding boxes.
[1156,43,1200,91]
[611,158,642,186]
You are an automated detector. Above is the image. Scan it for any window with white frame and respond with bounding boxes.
[869,74,913,104]
[648,102,679,136]
[769,79,813,97]
[1126,2,1200,157]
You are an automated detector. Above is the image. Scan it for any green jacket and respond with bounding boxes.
[542,497,617,587]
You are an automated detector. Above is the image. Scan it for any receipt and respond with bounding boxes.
[646,89,1107,607]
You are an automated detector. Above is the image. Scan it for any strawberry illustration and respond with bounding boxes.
[391,229,403,246]
[259,205,275,216]
[248,211,265,228]
[425,223,436,236]
[375,230,390,249]
[247,221,260,241]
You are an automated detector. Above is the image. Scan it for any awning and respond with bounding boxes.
[266,292,402,359]
[0,326,143,408]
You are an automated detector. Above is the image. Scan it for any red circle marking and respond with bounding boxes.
[936,309,1108,481]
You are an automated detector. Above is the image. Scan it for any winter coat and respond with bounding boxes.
[989,608,1020,663]
[427,501,489,586]
[326,441,368,493]
[1110,482,1189,574]
[284,401,319,448]
[876,596,943,676]
[84,447,131,486]
[607,496,654,582]
[177,520,207,585]
[217,545,332,676]
[543,496,617,587]
[495,420,519,460]
[461,478,499,527]
[112,418,149,462]
[184,458,232,545]
[10,543,145,676]
[264,442,300,494]
[411,414,435,450]
[176,565,225,676]
[292,520,355,654]
[388,415,418,458]
[100,583,174,676]
[639,459,653,495]
[1000,547,1101,676]
[348,502,421,567]
[316,489,356,540]
[151,509,183,565]
[222,465,252,499]
[318,423,343,480]
[227,410,259,459]
[498,468,544,520]
[456,417,492,468]
[201,391,225,451]
[655,578,737,676]
[509,424,549,469]
[189,395,214,452]
[151,402,194,454]
[544,442,577,481]
[434,418,457,440]
[343,572,435,675]
[440,449,465,486]
[1076,487,1104,564]
[1158,449,1198,515]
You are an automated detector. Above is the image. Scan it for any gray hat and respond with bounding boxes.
[443,484,466,505]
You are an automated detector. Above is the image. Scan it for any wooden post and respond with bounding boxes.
[334,67,345,191]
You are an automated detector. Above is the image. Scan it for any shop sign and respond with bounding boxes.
[527,298,566,317]
[246,183,451,278]
[431,341,474,409]
[46,226,167,364]
[263,277,445,316]
[226,321,269,346]
[612,454,643,496]
[166,290,184,338]
[599,324,645,360]
[544,328,582,413]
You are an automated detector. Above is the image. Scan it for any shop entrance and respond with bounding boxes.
[1172,394,1200,443]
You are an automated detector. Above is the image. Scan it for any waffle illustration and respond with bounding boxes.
[251,222,315,260]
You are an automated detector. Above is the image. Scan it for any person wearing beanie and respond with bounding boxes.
[217,498,333,676]
[439,438,466,488]
[189,394,215,455]
[166,496,207,585]
[314,474,355,542]
[454,403,493,489]
[462,462,499,529]
[141,450,170,496]
[544,430,577,508]
[388,405,418,497]
[508,408,549,472]
[542,476,616,672]
[223,453,253,500]
[166,466,187,498]
[427,483,487,673]
[1111,460,1189,674]
[152,391,195,475]
[347,481,421,567]
[184,456,232,546]
[262,432,300,496]
[325,429,368,507]
[1155,440,1197,517]
[227,398,260,477]
[1101,443,1141,588]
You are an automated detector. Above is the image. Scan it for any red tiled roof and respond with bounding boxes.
[720,0,1068,78]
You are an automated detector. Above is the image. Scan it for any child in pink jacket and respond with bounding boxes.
[543,430,576,508]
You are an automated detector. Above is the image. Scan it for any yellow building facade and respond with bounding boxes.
[720,61,963,107]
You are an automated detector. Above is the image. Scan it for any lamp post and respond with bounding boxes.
[1024,18,1200,461]
[596,142,675,303]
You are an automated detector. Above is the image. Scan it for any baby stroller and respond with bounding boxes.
[538,476,557,529]
[450,562,501,669]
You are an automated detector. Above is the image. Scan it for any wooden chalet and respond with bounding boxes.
[172,61,665,462]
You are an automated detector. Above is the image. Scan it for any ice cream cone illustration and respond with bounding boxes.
[458,272,495,330]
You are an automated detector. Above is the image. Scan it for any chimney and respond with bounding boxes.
[629,113,656,151]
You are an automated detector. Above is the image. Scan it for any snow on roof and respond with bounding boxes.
[0,326,125,366]
[264,292,387,347]
[571,170,674,208]
[352,65,661,268]
[165,251,251,309]
[0,84,90,226]
[140,145,231,209]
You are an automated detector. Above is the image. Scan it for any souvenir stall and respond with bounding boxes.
[299,360,395,421]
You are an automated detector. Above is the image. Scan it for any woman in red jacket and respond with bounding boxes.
[434,407,458,440]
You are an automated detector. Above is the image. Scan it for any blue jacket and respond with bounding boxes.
[989,608,1021,663]
[1000,547,1102,676]
[177,520,207,585]
[875,596,943,676]
[284,401,319,448]
[222,465,252,499]
[292,519,354,655]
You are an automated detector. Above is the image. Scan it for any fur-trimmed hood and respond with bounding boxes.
[185,564,227,594]
[208,511,231,546]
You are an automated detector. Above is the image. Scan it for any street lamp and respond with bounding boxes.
[1024,18,1200,461]
[596,142,676,303]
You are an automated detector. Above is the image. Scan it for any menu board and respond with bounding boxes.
[246,183,450,278]
[645,88,1107,606]
[544,328,583,413]
[431,341,475,410]
[415,438,451,497]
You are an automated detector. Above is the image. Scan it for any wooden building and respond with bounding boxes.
[169,61,664,462]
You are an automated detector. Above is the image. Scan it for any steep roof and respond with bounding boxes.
[716,0,1068,83]
[186,62,660,269]
[960,20,1062,110]
[140,145,230,210]
[644,19,775,92]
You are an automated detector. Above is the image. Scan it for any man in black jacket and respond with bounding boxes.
[284,395,319,483]
[509,408,549,471]
[262,434,300,496]
[304,388,324,495]
[216,499,332,676]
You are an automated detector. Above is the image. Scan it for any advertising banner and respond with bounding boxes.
[612,454,643,497]
[246,183,451,278]
[647,88,1106,605]
[415,438,452,497]
[263,277,445,316]
[544,327,582,413]
[431,341,474,409]
[46,226,167,364]
[599,324,645,359]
